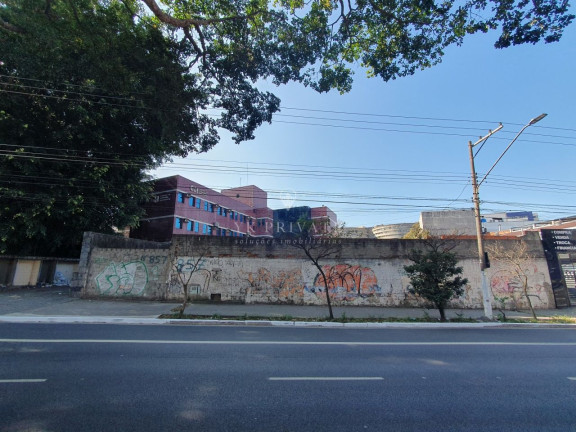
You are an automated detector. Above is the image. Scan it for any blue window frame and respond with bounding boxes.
[188,197,195,207]
[196,199,201,209]
[186,220,192,231]
[175,218,182,229]
[230,211,234,220]
[177,193,184,203]
[204,201,209,211]
[194,221,199,232]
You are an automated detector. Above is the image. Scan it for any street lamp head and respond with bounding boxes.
[529,113,547,126]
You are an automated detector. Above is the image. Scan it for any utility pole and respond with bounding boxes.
[468,125,502,320]
[468,113,547,320]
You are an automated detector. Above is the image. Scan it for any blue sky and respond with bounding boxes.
[152,19,576,228]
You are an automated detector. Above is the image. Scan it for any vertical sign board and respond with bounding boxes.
[540,229,575,308]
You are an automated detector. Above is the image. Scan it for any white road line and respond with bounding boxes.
[0,379,46,383]
[269,377,384,381]
[0,339,575,346]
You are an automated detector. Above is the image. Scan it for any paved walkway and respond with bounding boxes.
[1,287,575,323]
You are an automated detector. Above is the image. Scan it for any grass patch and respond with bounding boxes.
[159,313,478,323]
[496,315,576,324]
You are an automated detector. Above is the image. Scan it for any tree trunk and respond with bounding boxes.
[179,285,189,319]
[318,267,334,319]
[522,278,537,320]
[437,304,447,322]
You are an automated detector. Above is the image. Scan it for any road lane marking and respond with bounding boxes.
[269,377,384,381]
[0,379,46,383]
[1,339,576,346]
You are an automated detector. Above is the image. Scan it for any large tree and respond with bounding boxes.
[0,0,572,256]
[0,0,263,256]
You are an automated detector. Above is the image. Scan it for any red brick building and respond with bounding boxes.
[130,175,337,241]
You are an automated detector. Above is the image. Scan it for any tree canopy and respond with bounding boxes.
[403,222,430,239]
[136,0,574,92]
[0,0,573,256]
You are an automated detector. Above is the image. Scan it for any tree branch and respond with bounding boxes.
[140,0,263,28]
[0,18,25,34]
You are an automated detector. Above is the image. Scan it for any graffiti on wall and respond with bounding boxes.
[95,261,149,296]
[238,268,302,303]
[308,264,382,303]
[490,270,546,309]
[167,257,212,298]
[237,263,384,305]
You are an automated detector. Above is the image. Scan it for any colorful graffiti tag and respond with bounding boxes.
[95,261,149,296]
[309,264,382,302]
[490,270,546,309]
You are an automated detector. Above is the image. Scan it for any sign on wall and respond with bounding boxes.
[540,229,575,308]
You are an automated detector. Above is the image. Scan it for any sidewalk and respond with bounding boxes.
[1,287,575,325]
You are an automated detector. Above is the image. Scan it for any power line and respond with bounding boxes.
[279,106,576,134]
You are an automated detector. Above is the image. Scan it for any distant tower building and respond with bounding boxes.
[372,223,414,239]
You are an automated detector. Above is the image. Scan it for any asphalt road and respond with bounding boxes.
[1,324,576,432]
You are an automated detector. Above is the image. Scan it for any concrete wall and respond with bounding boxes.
[0,256,79,288]
[420,209,477,236]
[12,260,41,286]
[79,232,555,310]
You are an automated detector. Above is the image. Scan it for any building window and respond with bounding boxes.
[222,208,227,217]
[177,193,184,203]
[175,218,182,229]
[186,220,193,231]
[188,196,195,207]
[194,221,199,232]
[204,201,209,211]
[230,211,234,220]
[207,225,212,235]
[196,199,201,209]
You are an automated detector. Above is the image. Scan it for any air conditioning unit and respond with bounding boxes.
[214,222,220,228]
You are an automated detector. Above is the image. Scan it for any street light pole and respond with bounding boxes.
[469,125,502,320]
[468,114,547,320]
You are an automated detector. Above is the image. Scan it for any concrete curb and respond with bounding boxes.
[2,315,575,328]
